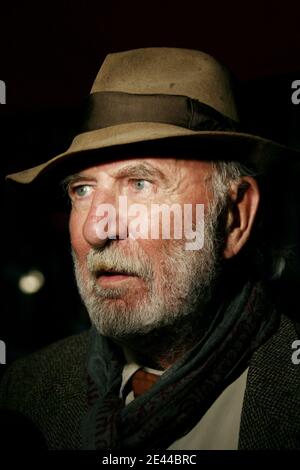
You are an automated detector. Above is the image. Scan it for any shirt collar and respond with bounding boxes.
[120,347,164,400]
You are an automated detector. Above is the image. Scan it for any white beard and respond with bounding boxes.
[73,208,222,340]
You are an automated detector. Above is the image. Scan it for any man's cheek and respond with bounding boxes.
[71,239,87,263]
[69,220,88,257]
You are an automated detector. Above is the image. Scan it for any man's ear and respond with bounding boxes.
[223,176,260,259]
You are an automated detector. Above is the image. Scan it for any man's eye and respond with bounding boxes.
[69,185,92,199]
[130,179,152,192]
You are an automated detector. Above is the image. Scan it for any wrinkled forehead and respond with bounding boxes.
[31,140,224,201]
[65,156,213,179]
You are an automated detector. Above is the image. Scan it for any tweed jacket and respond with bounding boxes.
[0,314,300,449]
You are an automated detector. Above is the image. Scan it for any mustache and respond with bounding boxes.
[84,245,154,280]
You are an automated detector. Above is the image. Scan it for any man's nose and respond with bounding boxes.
[82,189,127,248]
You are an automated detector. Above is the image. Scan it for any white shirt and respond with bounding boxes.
[120,349,248,450]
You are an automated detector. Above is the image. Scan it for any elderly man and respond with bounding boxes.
[1,48,300,450]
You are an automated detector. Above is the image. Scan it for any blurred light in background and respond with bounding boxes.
[18,270,45,294]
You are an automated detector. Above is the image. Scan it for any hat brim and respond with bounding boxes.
[6,122,300,184]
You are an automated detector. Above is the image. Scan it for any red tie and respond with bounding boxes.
[130,369,160,398]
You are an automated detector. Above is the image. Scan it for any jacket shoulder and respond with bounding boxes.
[0,330,91,449]
[240,314,300,449]
[0,330,90,413]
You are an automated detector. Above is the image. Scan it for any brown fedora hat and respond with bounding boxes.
[6,47,300,184]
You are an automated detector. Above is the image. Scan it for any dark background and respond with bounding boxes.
[1,0,300,376]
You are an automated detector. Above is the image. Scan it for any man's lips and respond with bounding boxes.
[95,269,139,285]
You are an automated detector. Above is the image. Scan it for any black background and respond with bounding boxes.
[1,0,300,375]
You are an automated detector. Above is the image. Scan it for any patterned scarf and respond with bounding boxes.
[81,280,279,450]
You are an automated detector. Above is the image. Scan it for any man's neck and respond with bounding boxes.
[114,308,215,370]
[113,265,246,370]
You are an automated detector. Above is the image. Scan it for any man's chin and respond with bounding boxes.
[91,277,150,303]
[91,321,159,341]
[88,306,168,340]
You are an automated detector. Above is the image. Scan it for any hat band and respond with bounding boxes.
[81,91,238,133]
